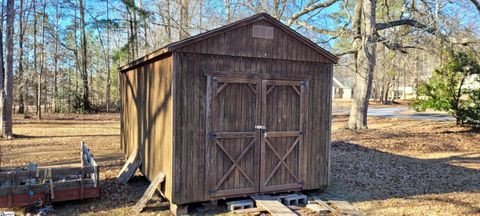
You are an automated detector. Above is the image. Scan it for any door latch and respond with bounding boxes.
[255,125,266,130]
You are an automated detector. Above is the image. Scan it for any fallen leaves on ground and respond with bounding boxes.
[0,114,478,215]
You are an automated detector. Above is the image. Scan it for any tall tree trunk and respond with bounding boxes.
[68,67,72,113]
[224,0,233,23]
[53,2,59,113]
[73,2,81,108]
[165,0,172,41]
[178,0,189,39]
[132,0,138,58]
[348,0,377,129]
[79,0,90,111]
[38,0,46,119]
[4,0,14,137]
[0,0,5,137]
[105,0,111,112]
[126,5,134,61]
[137,0,147,56]
[18,0,25,114]
[33,0,40,118]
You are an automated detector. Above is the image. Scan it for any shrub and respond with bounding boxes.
[413,51,480,127]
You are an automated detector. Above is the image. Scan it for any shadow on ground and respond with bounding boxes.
[329,141,480,206]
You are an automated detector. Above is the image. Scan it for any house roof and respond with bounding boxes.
[120,13,339,71]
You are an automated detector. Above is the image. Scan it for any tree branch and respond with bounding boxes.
[294,20,350,37]
[287,0,340,26]
[470,0,480,14]
[335,49,358,56]
[376,19,436,34]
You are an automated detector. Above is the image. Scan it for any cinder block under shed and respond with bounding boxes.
[281,194,308,206]
[227,199,255,211]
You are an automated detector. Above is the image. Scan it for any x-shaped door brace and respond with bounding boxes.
[215,138,256,190]
[265,85,301,96]
[216,82,257,95]
[264,137,301,186]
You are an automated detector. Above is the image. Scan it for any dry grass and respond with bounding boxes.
[331,117,480,216]
[1,114,170,216]
[0,113,478,215]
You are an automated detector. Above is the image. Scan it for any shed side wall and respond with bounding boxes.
[120,55,174,200]
[172,53,332,204]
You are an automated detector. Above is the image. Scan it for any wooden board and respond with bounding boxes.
[329,200,365,216]
[116,148,141,184]
[251,195,296,216]
[233,207,265,214]
[312,197,336,213]
[133,172,166,212]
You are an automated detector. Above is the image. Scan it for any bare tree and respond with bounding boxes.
[33,0,40,118]
[53,1,60,112]
[18,0,26,114]
[79,0,90,111]
[105,0,111,112]
[4,0,14,137]
[348,0,377,129]
[0,0,5,137]
[37,0,47,119]
[178,0,190,39]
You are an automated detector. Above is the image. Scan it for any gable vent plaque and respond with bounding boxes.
[252,25,274,39]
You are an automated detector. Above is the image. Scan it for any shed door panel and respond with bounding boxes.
[207,77,261,197]
[260,80,305,192]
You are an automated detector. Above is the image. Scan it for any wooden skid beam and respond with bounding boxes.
[312,196,336,213]
[329,200,365,216]
[116,148,141,184]
[133,172,165,212]
[233,207,266,214]
[251,195,296,216]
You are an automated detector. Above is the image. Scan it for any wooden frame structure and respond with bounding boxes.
[119,13,337,206]
[0,142,100,208]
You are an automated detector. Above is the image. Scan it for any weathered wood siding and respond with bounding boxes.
[177,20,331,63]
[172,52,332,204]
[120,55,174,200]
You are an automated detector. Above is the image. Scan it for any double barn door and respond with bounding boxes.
[206,74,308,197]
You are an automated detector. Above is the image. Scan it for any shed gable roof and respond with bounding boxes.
[120,13,338,71]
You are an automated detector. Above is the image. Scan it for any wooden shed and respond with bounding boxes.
[119,13,338,207]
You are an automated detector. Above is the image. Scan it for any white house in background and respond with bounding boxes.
[392,86,416,99]
[333,77,352,99]
[464,74,480,89]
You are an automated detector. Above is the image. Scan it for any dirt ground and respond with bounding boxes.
[0,113,479,215]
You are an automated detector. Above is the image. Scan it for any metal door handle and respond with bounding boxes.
[255,125,266,130]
